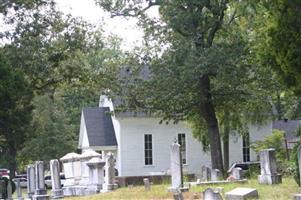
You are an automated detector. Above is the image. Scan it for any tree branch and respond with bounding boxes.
[111,0,162,17]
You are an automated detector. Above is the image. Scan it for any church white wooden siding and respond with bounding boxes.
[117,117,211,176]
[228,122,272,166]
[117,117,272,176]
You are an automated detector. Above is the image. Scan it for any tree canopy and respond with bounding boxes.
[253,0,301,94]
[97,0,275,172]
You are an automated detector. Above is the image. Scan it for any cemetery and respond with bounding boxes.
[1,0,301,200]
[1,145,301,199]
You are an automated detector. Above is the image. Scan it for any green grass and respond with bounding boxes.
[63,177,300,200]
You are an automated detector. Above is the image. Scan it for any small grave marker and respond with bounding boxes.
[143,178,151,191]
[203,188,223,200]
[258,149,282,184]
[225,188,258,200]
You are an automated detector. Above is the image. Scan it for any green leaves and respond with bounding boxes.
[252,0,301,94]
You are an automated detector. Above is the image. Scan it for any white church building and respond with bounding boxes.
[78,95,272,177]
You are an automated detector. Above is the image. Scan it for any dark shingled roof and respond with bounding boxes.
[83,107,117,147]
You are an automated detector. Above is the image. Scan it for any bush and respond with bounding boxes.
[244,164,260,178]
[251,129,287,162]
[250,129,296,176]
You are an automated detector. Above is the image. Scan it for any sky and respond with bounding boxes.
[55,0,145,49]
[0,0,159,49]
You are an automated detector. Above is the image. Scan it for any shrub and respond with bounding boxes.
[250,129,296,176]
[251,129,287,162]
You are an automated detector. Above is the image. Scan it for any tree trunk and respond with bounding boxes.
[223,121,230,172]
[200,75,224,174]
[8,144,17,179]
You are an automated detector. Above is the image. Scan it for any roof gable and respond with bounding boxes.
[82,107,117,147]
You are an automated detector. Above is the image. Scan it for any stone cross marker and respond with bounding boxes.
[16,178,23,200]
[258,148,282,184]
[143,178,151,191]
[27,164,35,199]
[103,152,116,191]
[170,142,183,190]
[50,159,64,198]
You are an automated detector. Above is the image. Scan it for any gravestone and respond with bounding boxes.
[202,166,211,182]
[7,180,13,200]
[27,164,35,199]
[258,148,282,184]
[214,187,224,194]
[211,169,222,181]
[60,152,82,196]
[50,159,64,199]
[103,152,117,191]
[33,161,49,200]
[79,149,101,186]
[0,176,5,199]
[293,145,301,200]
[225,188,258,200]
[16,178,23,200]
[203,188,223,200]
[86,157,105,194]
[232,167,243,180]
[143,178,151,191]
[170,142,183,191]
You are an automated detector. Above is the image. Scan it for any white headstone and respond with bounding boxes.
[60,152,81,187]
[34,161,47,195]
[202,166,211,181]
[79,149,101,186]
[225,187,258,200]
[33,161,49,200]
[258,149,282,184]
[203,188,223,200]
[27,165,35,199]
[7,181,12,200]
[50,159,64,198]
[143,178,151,191]
[211,169,222,181]
[86,157,105,194]
[232,167,243,180]
[103,152,117,191]
[16,178,23,200]
[170,143,182,190]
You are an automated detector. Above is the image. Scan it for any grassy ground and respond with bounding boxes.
[63,177,300,200]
